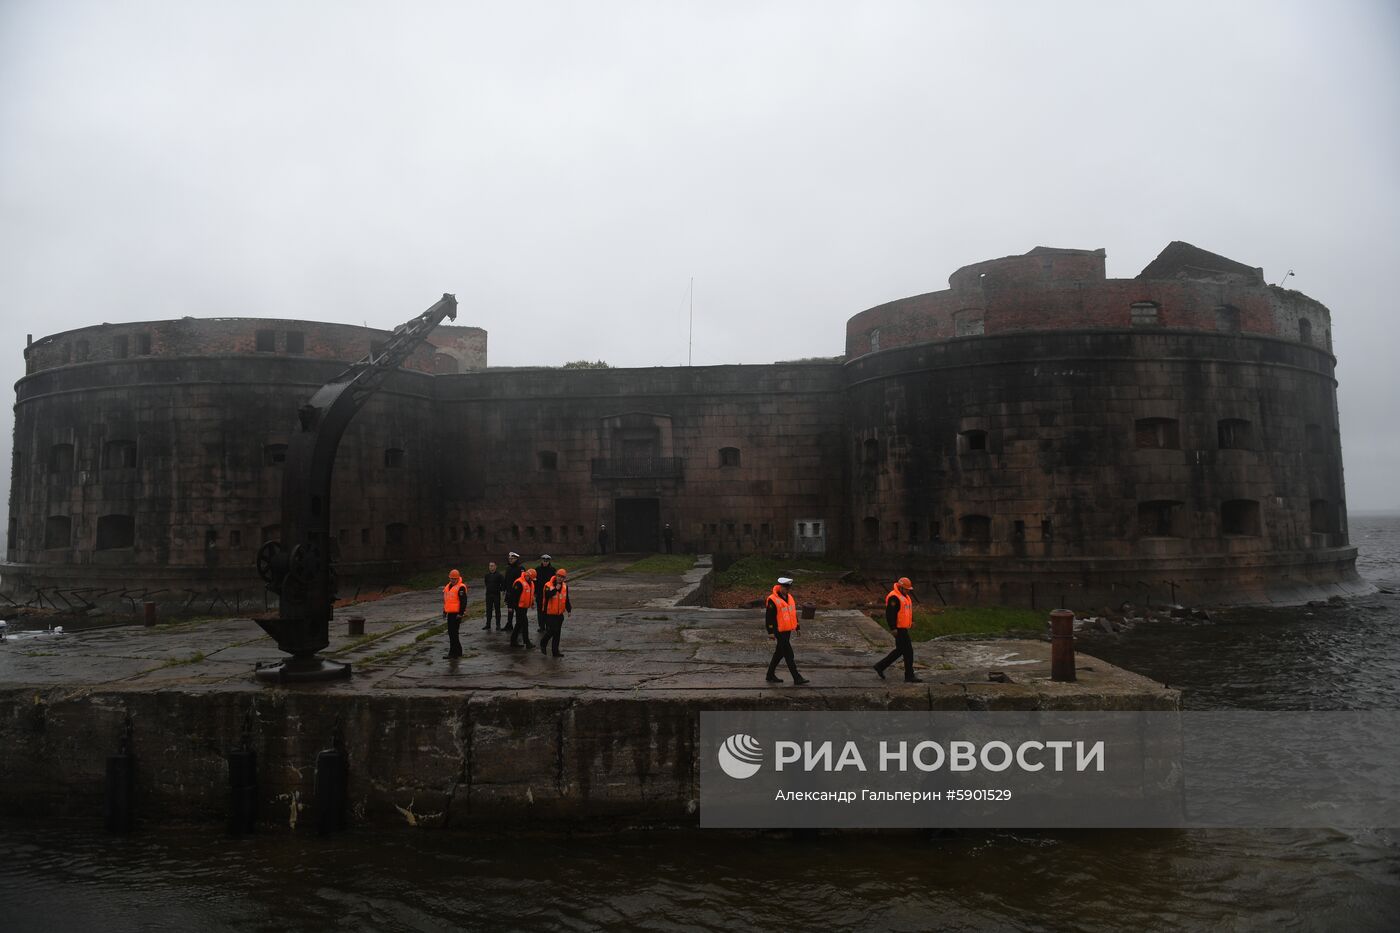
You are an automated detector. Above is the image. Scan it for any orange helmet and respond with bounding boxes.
[448,569,461,580]
[555,569,568,580]
[897,576,913,590]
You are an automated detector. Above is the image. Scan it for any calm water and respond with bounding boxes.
[2,516,1398,932]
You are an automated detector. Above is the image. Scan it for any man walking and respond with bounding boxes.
[509,568,536,650]
[442,568,469,660]
[597,524,609,555]
[764,576,808,685]
[483,560,505,631]
[875,576,922,683]
[662,523,673,553]
[539,568,572,657]
[503,551,523,632]
[534,554,556,633]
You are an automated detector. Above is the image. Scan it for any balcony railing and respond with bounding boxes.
[591,456,684,480]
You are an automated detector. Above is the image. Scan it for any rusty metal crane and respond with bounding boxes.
[253,294,457,682]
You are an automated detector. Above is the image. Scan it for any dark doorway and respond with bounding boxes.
[615,498,660,552]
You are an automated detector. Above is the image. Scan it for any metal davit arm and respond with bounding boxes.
[253,293,457,682]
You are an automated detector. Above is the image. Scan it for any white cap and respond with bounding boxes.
[777,577,794,585]
[508,551,520,559]
[541,554,552,560]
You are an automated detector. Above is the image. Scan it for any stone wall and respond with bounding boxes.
[22,317,480,376]
[844,329,1353,605]
[0,682,1178,830]
[433,364,847,558]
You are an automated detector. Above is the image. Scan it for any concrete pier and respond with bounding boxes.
[0,558,1177,829]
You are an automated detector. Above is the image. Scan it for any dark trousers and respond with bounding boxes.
[446,613,463,657]
[540,614,564,655]
[485,594,501,628]
[509,607,533,647]
[877,628,915,680]
[767,630,800,679]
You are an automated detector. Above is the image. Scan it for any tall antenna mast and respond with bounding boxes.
[688,276,694,367]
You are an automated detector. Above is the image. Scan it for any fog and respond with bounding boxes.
[2,0,1397,515]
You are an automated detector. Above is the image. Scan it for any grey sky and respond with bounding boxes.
[2,0,1397,510]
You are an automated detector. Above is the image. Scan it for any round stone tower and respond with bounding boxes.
[6,317,484,603]
[842,242,1358,606]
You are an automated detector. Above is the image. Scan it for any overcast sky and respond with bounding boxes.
[2,0,1397,514]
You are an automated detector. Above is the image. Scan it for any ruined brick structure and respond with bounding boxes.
[4,243,1359,608]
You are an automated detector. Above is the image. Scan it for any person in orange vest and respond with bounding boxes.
[539,568,572,657]
[509,568,536,650]
[874,576,922,682]
[442,568,470,660]
[765,576,809,685]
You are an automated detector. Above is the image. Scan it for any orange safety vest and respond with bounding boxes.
[443,581,467,614]
[887,586,913,629]
[516,578,534,609]
[545,581,569,616]
[767,587,798,632]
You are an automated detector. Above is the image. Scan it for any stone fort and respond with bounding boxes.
[4,241,1359,608]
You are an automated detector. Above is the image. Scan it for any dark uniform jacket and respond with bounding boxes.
[484,570,505,596]
[534,563,556,608]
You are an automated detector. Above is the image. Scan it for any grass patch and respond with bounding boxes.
[713,555,850,589]
[157,650,207,668]
[908,606,1045,641]
[624,554,696,575]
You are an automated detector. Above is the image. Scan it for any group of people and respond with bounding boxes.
[443,555,922,684]
[441,551,572,660]
[763,574,922,684]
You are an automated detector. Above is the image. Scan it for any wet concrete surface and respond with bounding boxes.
[0,555,1173,707]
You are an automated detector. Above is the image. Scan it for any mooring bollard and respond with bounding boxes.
[1050,609,1076,682]
[346,616,365,637]
[143,600,157,627]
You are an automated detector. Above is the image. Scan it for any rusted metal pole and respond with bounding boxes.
[1050,609,1076,682]
[143,600,157,627]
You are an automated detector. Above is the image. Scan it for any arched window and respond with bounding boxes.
[1305,424,1325,452]
[44,515,71,549]
[538,450,558,470]
[1221,500,1261,536]
[958,429,988,453]
[1135,418,1180,449]
[1216,419,1253,450]
[95,514,135,550]
[862,516,880,543]
[868,328,880,353]
[386,523,408,546]
[1310,499,1336,535]
[384,448,405,468]
[862,438,879,466]
[1137,500,1184,537]
[1215,305,1241,333]
[1131,301,1160,326]
[959,514,992,542]
[1298,319,1312,343]
[954,309,985,337]
[103,439,137,469]
[47,443,74,473]
[719,447,741,468]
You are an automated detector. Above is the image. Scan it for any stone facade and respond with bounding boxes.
[3,242,1360,607]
